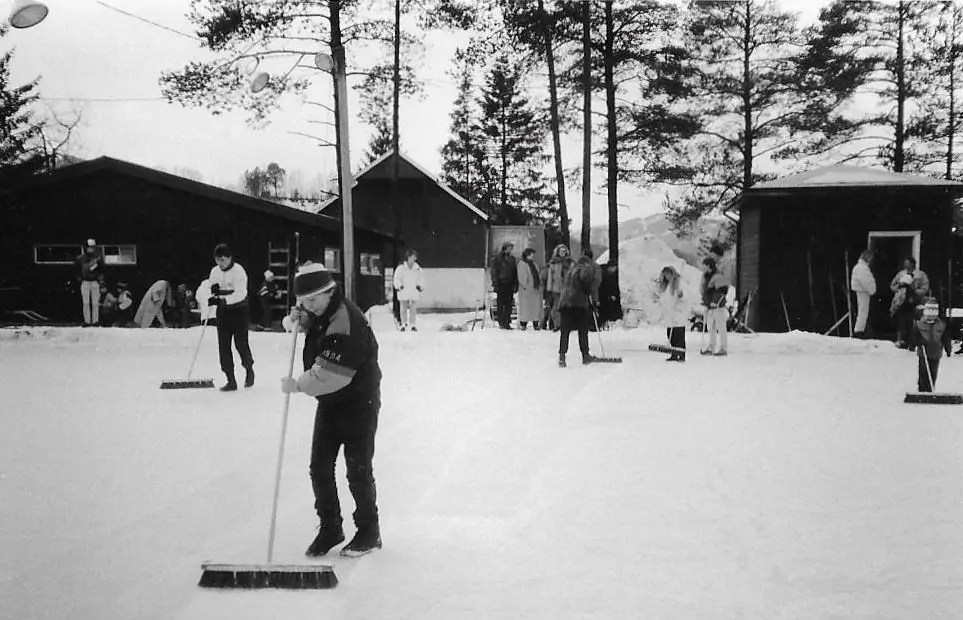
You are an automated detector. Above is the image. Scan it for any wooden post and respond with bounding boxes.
[780,290,792,332]
[807,249,815,322]
[828,271,839,334]
[844,250,853,337]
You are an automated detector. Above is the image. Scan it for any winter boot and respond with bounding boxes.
[244,366,255,388]
[219,372,237,392]
[340,525,382,558]
[558,354,566,368]
[305,524,345,557]
[713,349,728,357]
[582,354,595,365]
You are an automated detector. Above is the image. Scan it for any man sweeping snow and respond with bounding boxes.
[281,262,383,558]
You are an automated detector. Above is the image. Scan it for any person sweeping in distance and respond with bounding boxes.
[281,262,383,558]
[910,298,952,393]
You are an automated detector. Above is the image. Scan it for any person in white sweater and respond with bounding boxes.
[392,249,425,331]
[654,265,690,362]
[207,244,254,391]
[850,249,877,339]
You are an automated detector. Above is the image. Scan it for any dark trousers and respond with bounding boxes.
[559,307,589,357]
[216,302,254,375]
[496,286,514,328]
[918,355,941,392]
[667,326,686,350]
[310,404,380,533]
[258,295,272,329]
[896,306,916,345]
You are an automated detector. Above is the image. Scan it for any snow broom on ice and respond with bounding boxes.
[904,347,963,405]
[589,307,622,363]
[199,327,338,589]
[647,343,686,356]
[160,321,215,389]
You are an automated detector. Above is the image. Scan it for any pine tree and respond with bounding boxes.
[473,55,555,225]
[440,62,482,203]
[0,25,45,183]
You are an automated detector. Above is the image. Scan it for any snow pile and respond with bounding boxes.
[600,234,704,326]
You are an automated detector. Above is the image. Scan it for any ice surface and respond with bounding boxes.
[3,311,963,619]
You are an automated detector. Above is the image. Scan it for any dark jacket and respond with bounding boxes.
[259,278,279,299]
[301,291,382,417]
[701,271,729,308]
[911,318,952,360]
[77,251,103,282]
[490,252,518,290]
[558,257,596,310]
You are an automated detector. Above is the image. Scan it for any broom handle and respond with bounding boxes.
[921,347,937,392]
[267,325,301,564]
[185,319,209,380]
[591,305,605,357]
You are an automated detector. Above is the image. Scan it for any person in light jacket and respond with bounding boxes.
[133,280,173,329]
[393,248,425,332]
[850,249,876,339]
[516,248,543,330]
[654,265,690,362]
[890,257,930,348]
[700,256,730,356]
[207,244,255,391]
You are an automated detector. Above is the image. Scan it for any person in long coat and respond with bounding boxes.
[544,244,574,331]
[653,265,690,362]
[134,280,173,328]
[516,248,543,330]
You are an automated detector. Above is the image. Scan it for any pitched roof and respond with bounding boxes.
[317,150,489,220]
[8,156,389,238]
[749,164,963,190]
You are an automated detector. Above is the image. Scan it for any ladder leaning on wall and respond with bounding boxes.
[267,242,291,326]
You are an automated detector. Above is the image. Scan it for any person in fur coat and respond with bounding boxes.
[544,244,574,331]
[516,248,543,330]
[890,257,930,348]
[134,280,173,328]
[393,248,425,331]
[654,265,690,362]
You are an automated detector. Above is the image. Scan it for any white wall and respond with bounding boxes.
[418,268,487,310]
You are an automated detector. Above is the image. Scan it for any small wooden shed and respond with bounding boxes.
[727,165,963,337]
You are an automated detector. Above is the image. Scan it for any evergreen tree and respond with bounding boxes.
[0,26,45,183]
[440,61,484,203]
[472,55,555,225]
[664,0,807,233]
[794,0,945,173]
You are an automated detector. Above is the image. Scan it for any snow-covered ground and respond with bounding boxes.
[3,308,963,620]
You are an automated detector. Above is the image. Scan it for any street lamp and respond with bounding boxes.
[250,50,356,302]
[8,0,48,28]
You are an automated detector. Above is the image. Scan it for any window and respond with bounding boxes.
[360,253,383,276]
[34,244,82,264]
[324,248,341,272]
[102,245,137,265]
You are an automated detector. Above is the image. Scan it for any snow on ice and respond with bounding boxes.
[3,308,963,619]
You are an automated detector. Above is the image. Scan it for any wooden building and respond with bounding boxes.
[318,150,490,311]
[727,165,963,336]
[0,156,394,323]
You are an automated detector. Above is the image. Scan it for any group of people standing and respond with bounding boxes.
[850,251,933,346]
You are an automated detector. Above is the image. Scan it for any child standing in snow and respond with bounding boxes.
[910,298,952,392]
[654,265,689,362]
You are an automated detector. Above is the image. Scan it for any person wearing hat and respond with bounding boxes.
[207,244,255,391]
[257,269,283,330]
[280,262,383,558]
[700,256,730,356]
[75,239,104,326]
[910,297,952,392]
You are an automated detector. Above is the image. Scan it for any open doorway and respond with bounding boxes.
[867,231,920,339]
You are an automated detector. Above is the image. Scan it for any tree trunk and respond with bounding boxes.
[742,0,753,190]
[501,113,508,220]
[604,0,618,272]
[894,1,906,173]
[539,0,569,245]
[581,0,592,251]
[391,0,402,318]
[948,4,958,180]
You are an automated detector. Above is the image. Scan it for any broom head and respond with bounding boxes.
[904,392,963,405]
[198,562,337,589]
[160,378,215,390]
[648,344,686,355]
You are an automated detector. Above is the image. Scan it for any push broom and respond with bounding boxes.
[199,327,338,589]
[904,346,963,405]
[160,320,215,389]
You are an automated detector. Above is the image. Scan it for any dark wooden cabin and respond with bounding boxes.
[728,165,963,337]
[0,156,395,323]
[319,150,490,311]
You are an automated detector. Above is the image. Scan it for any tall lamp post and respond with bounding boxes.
[8,0,48,28]
[251,49,356,302]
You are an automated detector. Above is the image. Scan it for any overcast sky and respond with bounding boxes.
[5,0,824,224]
